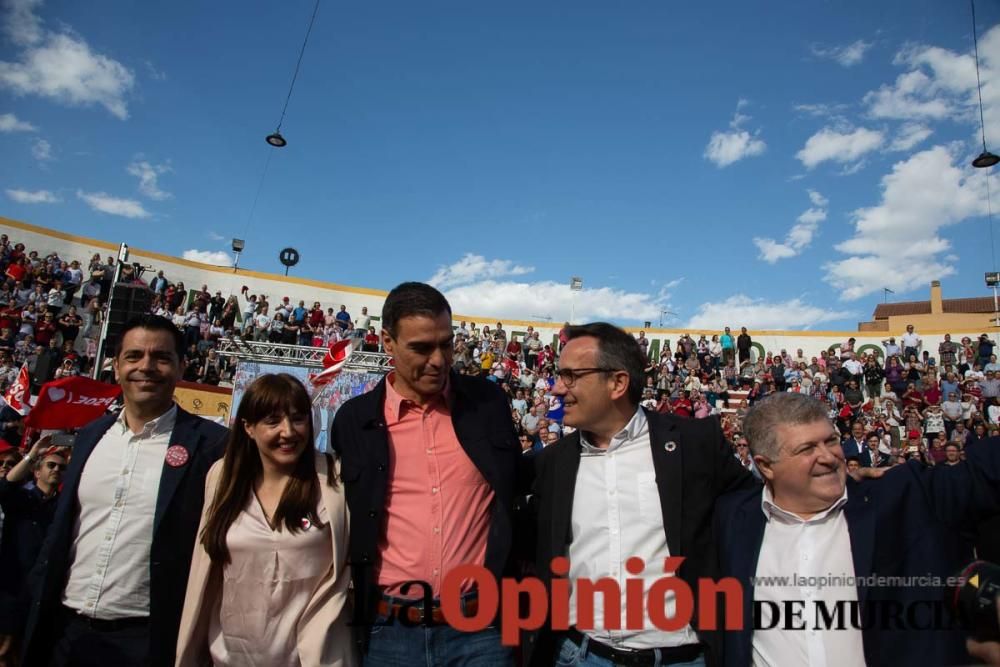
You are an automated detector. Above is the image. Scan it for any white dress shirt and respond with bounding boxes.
[568,408,698,649]
[62,405,176,619]
[752,485,865,667]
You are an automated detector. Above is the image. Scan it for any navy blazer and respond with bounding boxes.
[858,448,891,468]
[715,438,1000,667]
[525,410,758,667]
[330,371,521,650]
[21,405,227,667]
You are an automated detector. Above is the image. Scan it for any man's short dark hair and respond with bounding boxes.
[381,282,452,338]
[564,322,646,405]
[115,314,185,360]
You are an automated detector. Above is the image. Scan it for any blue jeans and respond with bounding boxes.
[362,614,513,667]
[554,636,706,667]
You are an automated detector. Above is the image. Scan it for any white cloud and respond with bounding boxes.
[823,145,987,300]
[0,1,135,119]
[30,137,51,161]
[812,40,873,67]
[0,112,35,132]
[703,99,767,167]
[888,122,933,152]
[430,255,672,323]
[127,159,172,200]
[793,102,850,118]
[443,280,672,324]
[207,231,224,241]
[808,189,829,207]
[143,60,166,81]
[862,26,1000,144]
[5,188,57,203]
[2,0,43,47]
[182,249,232,266]
[685,295,852,330]
[753,190,829,263]
[428,253,534,290]
[76,190,150,219]
[796,126,884,169]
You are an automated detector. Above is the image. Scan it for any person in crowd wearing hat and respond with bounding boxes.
[21,315,228,667]
[0,435,66,662]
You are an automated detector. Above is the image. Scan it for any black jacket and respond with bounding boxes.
[526,409,758,667]
[330,372,521,651]
[0,480,59,635]
[21,406,227,666]
[715,439,1000,666]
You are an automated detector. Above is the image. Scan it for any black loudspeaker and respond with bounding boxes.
[105,284,154,355]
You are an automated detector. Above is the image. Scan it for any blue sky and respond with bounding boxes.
[2,0,1000,330]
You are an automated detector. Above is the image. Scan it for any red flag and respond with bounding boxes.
[3,364,30,415]
[308,339,353,388]
[26,376,122,430]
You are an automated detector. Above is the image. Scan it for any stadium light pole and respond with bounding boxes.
[971,0,1000,169]
[569,277,583,324]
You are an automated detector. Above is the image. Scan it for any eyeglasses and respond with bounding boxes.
[555,367,619,387]
[44,461,66,471]
[0,460,16,469]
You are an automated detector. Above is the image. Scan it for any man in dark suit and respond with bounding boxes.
[21,315,227,666]
[715,392,1000,667]
[528,322,757,667]
[330,282,520,665]
[858,433,891,468]
[840,420,867,459]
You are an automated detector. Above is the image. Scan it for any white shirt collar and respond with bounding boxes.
[580,407,647,454]
[761,483,849,524]
[115,403,178,437]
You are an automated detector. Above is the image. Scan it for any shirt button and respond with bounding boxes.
[431,487,438,494]
[432,569,439,576]
[433,527,440,534]
[426,449,433,455]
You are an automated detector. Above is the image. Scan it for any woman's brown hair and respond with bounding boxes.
[201,373,323,563]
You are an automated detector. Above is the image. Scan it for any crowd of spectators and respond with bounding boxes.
[0,230,997,473]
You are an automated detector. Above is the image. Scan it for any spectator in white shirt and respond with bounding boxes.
[900,324,922,360]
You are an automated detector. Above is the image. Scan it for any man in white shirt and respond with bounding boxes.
[528,322,756,666]
[715,392,1000,667]
[900,324,921,360]
[21,315,227,667]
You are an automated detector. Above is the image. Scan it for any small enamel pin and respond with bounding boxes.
[165,445,189,468]
[664,441,677,453]
[301,518,312,530]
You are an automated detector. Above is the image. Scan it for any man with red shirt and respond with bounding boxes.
[33,313,57,347]
[672,390,693,418]
[331,283,520,665]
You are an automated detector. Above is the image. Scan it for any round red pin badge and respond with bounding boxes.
[301,517,312,530]
[165,445,189,468]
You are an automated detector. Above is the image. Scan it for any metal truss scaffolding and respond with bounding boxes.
[215,337,393,373]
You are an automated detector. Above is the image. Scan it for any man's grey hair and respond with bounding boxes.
[743,393,831,460]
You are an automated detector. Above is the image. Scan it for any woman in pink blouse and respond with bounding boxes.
[176,374,355,666]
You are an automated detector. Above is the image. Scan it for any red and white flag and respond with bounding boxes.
[26,376,122,430]
[2,364,31,415]
[309,339,353,388]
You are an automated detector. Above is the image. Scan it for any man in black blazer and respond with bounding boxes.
[21,315,227,666]
[715,392,1000,667]
[840,420,867,460]
[528,322,757,667]
[330,282,520,665]
[858,433,891,468]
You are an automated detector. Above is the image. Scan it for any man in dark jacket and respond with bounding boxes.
[21,315,227,667]
[331,283,520,666]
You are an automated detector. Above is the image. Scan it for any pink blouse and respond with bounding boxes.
[208,495,331,666]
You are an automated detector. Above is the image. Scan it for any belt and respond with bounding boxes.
[376,592,478,626]
[565,628,702,667]
[60,605,149,633]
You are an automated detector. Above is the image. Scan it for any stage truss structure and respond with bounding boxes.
[215,337,393,373]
